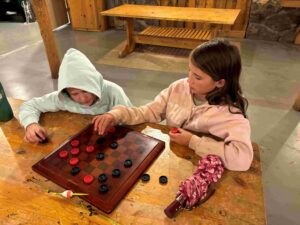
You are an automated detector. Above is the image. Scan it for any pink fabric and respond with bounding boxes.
[176,155,224,209]
[109,78,253,171]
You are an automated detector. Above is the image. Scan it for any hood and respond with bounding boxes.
[58,48,103,100]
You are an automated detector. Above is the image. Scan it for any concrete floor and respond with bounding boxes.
[1,22,300,225]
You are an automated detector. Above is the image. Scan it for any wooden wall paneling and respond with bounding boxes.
[95,0,107,31]
[159,0,169,26]
[233,0,245,30]
[67,0,106,31]
[202,0,215,30]
[176,0,186,28]
[223,0,234,31]
[186,0,196,28]
[45,0,68,29]
[196,0,206,29]
[214,0,227,33]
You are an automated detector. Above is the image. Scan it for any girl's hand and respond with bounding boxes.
[92,114,116,135]
[169,128,193,147]
[24,123,47,143]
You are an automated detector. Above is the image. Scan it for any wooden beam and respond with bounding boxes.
[32,0,60,79]
[281,0,300,8]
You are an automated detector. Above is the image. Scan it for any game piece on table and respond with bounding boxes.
[71,167,80,175]
[69,157,79,166]
[170,127,180,134]
[98,173,108,182]
[96,152,105,160]
[124,159,132,168]
[70,148,80,155]
[159,175,168,184]
[59,150,68,158]
[48,190,88,198]
[71,139,80,147]
[99,184,109,193]
[86,145,95,153]
[83,175,94,184]
[108,127,116,133]
[32,124,165,213]
[96,137,106,144]
[110,141,118,149]
[112,169,121,177]
[141,174,150,182]
[36,133,48,144]
[164,155,224,218]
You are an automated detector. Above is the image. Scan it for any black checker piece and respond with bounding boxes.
[110,141,118,149]
[98,173,108,182]
[159,175,168,184]
[124,159,132,168]
[99,184,109,193]
[112,169,121,177]
[141,173,150,182]
[96,137,106,144]
[71,167,80,175]
[96,153,105,160]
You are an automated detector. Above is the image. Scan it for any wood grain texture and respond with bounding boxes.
[0,98,266,224]
[101,4,240,25]
[31,0,60,79]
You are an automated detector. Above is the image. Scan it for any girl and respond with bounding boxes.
[92,39,253,171]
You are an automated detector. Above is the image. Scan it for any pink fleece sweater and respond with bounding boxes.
[109,78,253,171]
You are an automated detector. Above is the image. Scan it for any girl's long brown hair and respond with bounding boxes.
[190,39,248,118]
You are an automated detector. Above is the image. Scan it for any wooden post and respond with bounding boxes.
[32,0,60,79]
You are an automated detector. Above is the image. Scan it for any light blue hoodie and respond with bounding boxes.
[19,48,132,128]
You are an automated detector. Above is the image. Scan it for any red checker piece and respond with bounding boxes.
[170,127,180,134]
[70,139,80,147]
[83,175,94,184]
[69,157,79,166]
[86,145,95,153]
[108,127,116,133]
[59,150,68,158]
[70,148,80,155]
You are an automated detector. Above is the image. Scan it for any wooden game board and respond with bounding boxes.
[32,124,165,213]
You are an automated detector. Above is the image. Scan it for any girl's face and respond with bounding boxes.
[187,61,225,100]
[66,88,97,106]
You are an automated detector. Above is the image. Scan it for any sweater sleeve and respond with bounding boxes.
[189,115,253,171]
[19,92,62,128]
[108,86,171,125]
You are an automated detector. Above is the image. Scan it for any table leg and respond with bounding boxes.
[119,18,136,58]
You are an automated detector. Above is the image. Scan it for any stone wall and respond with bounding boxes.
[246,0,300,43]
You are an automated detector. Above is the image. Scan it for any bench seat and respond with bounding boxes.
[135,26,216,49]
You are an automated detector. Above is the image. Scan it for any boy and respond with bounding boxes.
[19,48,132,143]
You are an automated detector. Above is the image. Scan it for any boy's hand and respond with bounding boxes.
[24,123,47,143]
[92,114,116,135]
[169,128,193,147]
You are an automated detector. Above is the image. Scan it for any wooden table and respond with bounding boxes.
[101,4,241,57]
[0,99,266,225]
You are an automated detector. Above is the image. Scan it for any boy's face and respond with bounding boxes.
[66,88,97,106]
[187,61,225,100]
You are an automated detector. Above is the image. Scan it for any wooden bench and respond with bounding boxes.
[101,4,241,57]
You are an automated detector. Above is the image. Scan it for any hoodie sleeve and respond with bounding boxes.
[108,86,171,125]
[111,86,133,107]
[19,92,62,129]
[188,113,253,171]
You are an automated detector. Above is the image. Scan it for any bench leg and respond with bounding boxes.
[119,18,136,58]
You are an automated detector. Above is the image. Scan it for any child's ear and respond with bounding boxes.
[216,79,225,88]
